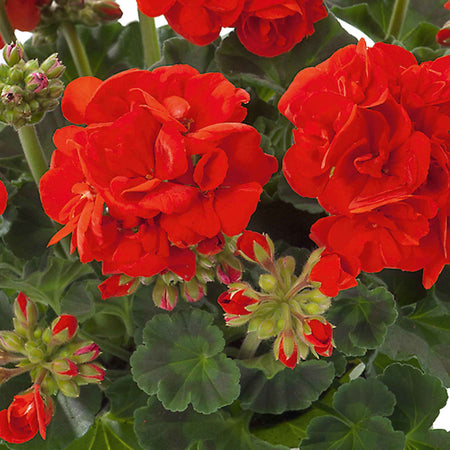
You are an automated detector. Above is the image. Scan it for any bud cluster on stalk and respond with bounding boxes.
[148,235,243,311]
[32,0,122,45]
[218,231,334,369]
[0,293,104,399]
[0,43,65,128]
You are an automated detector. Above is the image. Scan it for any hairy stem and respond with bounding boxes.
[385,0,410,40]
[238,331,261,360]
[138,11,161,68]
[60,22,93,77]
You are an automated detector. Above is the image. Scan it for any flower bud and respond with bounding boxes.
[274,331,298,369]
[51,315,78,344]
[71,342,100,363]
[257,319,275,339]
[8,67,23,84]
[182,278,205,303]
[40,54,65,79]
[41,373,58,397]
[25,72,48,93]
[77,363,105,383]
[51,358,79,379]
[1,86,23,105]
[56,378,80,398]
[302,302,324,315]
[24,342,45,364]
[48,80,65,98]
[437,21,450,46]
[217,263,241,285]
[0,331,25,354]
[3,42,24,66]
[237,230,274,265]
[259,274,277,292]
[303,319,333,357]
[152,278,178,311]
[92,1,123,21]
[13,293,38,330]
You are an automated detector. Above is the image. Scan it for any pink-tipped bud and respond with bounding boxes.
[78,363,105,382]
[216,263,242,285]
[3,42,24,66]
[73,342,100,363]
[92,1,123,21]
[51,359,79,379]
[13,293,38,329]
[40,54,65,79]
[51,315,78,344]
[26,72,48,93]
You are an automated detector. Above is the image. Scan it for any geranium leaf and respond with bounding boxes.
[380,293,450,386]
[300,378,405,449]
[379,363,449,449]
[239,360,335,414]
[130,309,240,414]
[326,282,397,356]
[134,397,287,450]
[277,177,324,214]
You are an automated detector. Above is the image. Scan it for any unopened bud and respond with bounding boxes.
[152,278,178,311]
[51,314,78,344]
[183,278,205,303]
[56,378,80,397]
[48,80,64,98]
[40,54,65,79]
[217,263,241,285]
[3,42,24,66]
[25,72,48,93]
[14,292,38,330]
[437,21,450,46]
[257,319,275,339]
[51,358,79,379]
[1,86,23,105]
[71,342,100,363]
[41,373,58,397]
[77,363,105,383]
[259,274,277,292]
[8,67,23,84]
[302,302,324,315]
[0,331,25,354]
[92,0,123,21]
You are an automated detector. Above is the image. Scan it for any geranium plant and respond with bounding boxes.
[0,0,449,448]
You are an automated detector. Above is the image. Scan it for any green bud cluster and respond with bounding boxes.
[0,43,65,128]
[0,294,104,399]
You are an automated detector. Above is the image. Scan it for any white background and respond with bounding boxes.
[12,0,450,432]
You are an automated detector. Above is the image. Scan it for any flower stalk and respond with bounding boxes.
[238,331,261,360]
[138,11,161,68]
[59,22,93,77]
[386,0,410,39]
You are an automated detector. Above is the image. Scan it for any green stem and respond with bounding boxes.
[0,0,16,45]
[17,125,48,186]
[138,11,161,68]
[79,330,131,362]
[385,0,410,40]
[238,332,261,360]
[60,22,92,77]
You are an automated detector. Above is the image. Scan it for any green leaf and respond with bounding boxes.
[239,360,335,414]
[215,14,356,92]
[134,397,287,450]
[300,378,405,449]
[0,290,13,330]
[106,376,148,420]
[380,293,450,386]
[7,385,102,450]
[114,22,145,69]
[130,309,240,414]
[66,413,143,450]
[379,363,449,449]
[277,177,324,214]
[327,282,398,356]
[60,280,97,322]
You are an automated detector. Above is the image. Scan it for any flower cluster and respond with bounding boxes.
[279,39,450,289]
[137,0,327,57]
[0,293,104,443]
[39,66,277,299]
[0,43,65,128]
[218,231,335,368]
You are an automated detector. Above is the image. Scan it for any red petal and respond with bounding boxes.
[0,180,7,214]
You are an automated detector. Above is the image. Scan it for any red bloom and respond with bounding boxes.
[0,1,42,48]
[218,289,258,315]
[0,385,53,444]
[137,0,245,46]
[41,66,276,295]
[280,39,450,288]
[303,319,333,356]
[236,230,272,262]
[235,0,327,57]
[0,180,7,215]
[310,251,359,297]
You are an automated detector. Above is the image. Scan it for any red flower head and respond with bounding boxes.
[218,289,258,315]
[235,0,327,57]
[0,0,42,48]
[0,180,7,215]
[303,319,333,356]
[0,385,53,444]
[137,0,245,46]
[309,250,360,297]
[40,66,277,295]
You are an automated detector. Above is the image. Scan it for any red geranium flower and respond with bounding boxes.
[303,319,333,357]
[40,66,277,294]
[0,385,53,444]
[235,0,327,57]
[137,0,245,45]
